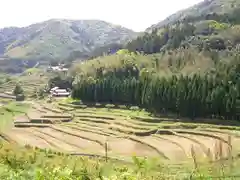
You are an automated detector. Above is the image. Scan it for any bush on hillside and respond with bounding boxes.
[13,84,24,96]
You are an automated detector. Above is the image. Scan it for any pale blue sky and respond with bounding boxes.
[1,0,202,31]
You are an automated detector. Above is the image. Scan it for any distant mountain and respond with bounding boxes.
[0,19,137,62]
[146,0,240,31]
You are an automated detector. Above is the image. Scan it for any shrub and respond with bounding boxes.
[13,84,24,96]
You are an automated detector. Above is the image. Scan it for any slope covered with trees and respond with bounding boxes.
[68,0,240,121]
[126,9,240,53]
[82,1,240,61]
[146,0,240,31]
[0,19,137,62]
[70,51,240,120]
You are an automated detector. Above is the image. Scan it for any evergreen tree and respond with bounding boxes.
[13,84,24,96]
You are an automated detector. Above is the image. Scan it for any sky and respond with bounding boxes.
[1,0,203,31]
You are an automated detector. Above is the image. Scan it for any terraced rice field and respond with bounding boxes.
[5,101,240,162]
[0,73,48,97]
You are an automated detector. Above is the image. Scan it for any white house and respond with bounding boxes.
[50,87,70,97]
[48,65,68,72]
[50,87,59,93]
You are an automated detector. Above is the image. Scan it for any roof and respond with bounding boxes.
[51,87,59,91]
[52,92,70,96]
[48,66,68,71]
[61,68,68,71]
[54,89,67,93]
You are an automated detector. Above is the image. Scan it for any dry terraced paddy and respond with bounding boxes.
[6,101,240,163]
[0,74,48,97]
[13,102,72,127]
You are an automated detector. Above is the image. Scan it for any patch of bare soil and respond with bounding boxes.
[27,110,43,119]
[141,136,187,160]
[154,135,206,159]
[6,128,54,149]
[50,126,163,157]
[26,128,80,152]
[107,137,159,157]
[14,115,29,123]
[176,133,228,158]
[31,103,48,113]
[54,125,108,143]
[196,131,239,157]
[35,127,103,152]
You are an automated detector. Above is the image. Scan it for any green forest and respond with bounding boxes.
[71,54,239,120]
[125,8,240,54]
[66,5,240,122]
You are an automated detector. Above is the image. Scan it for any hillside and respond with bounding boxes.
[124,1,240,57]
[0,0,240,179]
[69,0,240,121]
[0,19,137,62]
[146,0,240,31]
[82,0,240,60]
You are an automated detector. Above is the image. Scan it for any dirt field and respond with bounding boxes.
[5,101,240,162]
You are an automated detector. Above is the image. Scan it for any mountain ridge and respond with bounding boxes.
[0,19,138,62]
[146,0,240,31]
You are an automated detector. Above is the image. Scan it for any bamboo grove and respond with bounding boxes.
[72,63,240,121]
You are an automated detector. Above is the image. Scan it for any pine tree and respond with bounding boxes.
[13,84,24,96]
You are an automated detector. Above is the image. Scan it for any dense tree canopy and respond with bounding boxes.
[69,6,240,122]
[72,55,240,120]
[13,84,24,96]
[125,9,240,55]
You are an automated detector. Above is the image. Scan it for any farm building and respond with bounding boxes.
[48,66,68,72]
[50,87,70,97]
[50,87,59,93]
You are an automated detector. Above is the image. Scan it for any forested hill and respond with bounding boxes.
[126,4,240,54]
[65,0,240,122]
[146,0,240,31]
[0,19,137,61]
[85,0,240,59]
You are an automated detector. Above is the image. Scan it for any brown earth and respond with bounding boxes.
[5,102,240,162]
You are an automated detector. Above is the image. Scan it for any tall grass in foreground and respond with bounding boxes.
[0,138,239,180]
